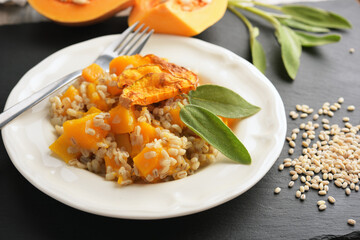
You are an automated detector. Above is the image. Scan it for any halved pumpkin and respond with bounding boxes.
[128,0,228,36]
[28,0,134,26]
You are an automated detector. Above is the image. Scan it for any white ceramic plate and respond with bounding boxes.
[2,34,286,219]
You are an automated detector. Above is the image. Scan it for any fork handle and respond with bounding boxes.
[0,70,82,129]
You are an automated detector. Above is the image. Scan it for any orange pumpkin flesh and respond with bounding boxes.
[28,0,134,26]
[128,0,228,36]
[62,113,109,150]
[82,63,104,83]
[130,122,158,157]
[108,105,136,134]
[133,146,163,178]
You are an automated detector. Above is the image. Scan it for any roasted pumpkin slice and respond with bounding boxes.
[119,72,197,107]
[118,64,164,89]
[145,54,198,84]
[28,0,134,26]
[128,0,228,36]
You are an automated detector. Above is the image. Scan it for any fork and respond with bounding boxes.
[0,22,153,129]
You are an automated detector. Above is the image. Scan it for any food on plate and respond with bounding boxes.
[49,54,258,186]
[27,0,134,26]
[128,0,228,36]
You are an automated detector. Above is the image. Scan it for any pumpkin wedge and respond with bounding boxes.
[128,0,228,36]
[28,0,134,26]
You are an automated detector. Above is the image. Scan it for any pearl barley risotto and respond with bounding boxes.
[49,54,221,186]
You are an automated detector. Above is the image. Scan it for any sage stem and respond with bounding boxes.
[236,5,281,28]
[228,6,254,37]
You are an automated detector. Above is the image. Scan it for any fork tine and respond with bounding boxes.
[116,23,145,55]
[122,26,149,55]
[102,21,139,54]
[127,29,154,56]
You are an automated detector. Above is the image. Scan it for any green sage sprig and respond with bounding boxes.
[228,0,351,80]
[179,84,260,165]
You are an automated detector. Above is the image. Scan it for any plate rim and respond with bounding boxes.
[2,34,287,219]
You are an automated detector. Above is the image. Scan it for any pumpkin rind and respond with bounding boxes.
[28,0,134,26]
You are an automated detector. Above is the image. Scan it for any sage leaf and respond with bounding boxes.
[188,85,261,118]
[180,104,251,164]
[250,27,267,74]
[277,18,330,33]
[276,25,302,80]
[294,31,341,47]
[280,5,352,29]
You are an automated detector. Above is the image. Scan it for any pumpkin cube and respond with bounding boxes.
[82,63,104,83]
[108,105,136,134]
[62,113,109,150]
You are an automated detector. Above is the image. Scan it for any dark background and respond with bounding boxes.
[0,0,359,239]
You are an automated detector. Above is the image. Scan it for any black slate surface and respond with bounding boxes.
[0,1,359,239]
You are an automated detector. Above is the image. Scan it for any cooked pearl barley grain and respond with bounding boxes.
[317,200,326,206]
[274,187,281,194]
